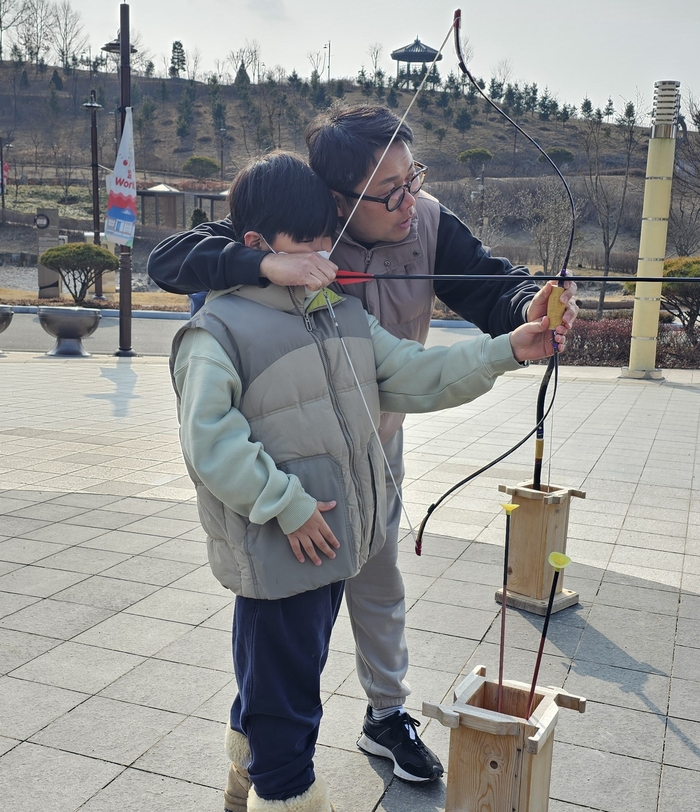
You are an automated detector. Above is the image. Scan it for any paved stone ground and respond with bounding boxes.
[0,347,699,811]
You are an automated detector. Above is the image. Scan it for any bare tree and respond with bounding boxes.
[228,40,261,82]
[669,94,700,256]
[581,98,644,318]
[492,57,513,86]
[307,49,324,76]
[519,178,578,274]
[0,0,27,61]
[15,0,52,70]
[48,0,87,70]
[186,46,202,82]
[367,42,382,73]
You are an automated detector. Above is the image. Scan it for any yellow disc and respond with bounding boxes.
[548,552,572,571]
[500,503,519,515]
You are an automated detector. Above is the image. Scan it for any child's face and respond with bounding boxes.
[269,234,332,255]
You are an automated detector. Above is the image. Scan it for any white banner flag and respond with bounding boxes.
[104,107,137,247]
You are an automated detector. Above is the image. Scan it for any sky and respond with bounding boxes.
[68,0,699,119]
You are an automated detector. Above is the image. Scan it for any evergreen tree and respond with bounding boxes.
[169,41,186,78]
[603,97,614,121]
[454,108,472,137]
[235,61,251,90]
[580,96,593,119]
[386,87,398,108]
[49,68,63,91]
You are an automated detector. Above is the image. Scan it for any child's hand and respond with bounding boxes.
[260,252,338,290]
[509,317,566,362]
[286,501,341,566]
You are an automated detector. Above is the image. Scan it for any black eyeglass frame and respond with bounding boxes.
[337,162,428,212]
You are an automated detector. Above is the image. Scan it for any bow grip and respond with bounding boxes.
[547,285,566,329]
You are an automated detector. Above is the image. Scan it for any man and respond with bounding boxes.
[149,104,577,786]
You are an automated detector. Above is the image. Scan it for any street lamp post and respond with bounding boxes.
[82,89,104,298]
[219,127,226,182]
[0,138,13,221]
[102,2,137,357]
[323,41,331,84]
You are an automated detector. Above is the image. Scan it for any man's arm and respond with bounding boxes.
[432,206,538,336]
[147,218,265,294]
[148,217,338,294]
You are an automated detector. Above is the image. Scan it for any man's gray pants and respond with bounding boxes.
[344,428,409,709]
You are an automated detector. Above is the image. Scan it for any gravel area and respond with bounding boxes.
[0,265,156,293]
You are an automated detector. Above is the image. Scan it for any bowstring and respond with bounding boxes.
[322,291,419,544]
[331,20,456,256]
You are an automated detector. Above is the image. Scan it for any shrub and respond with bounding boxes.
[190,208,209,228]
[182,155,220,179]
[39,244,119,306]
[561,318,632,366]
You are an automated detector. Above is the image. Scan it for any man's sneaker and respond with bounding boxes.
[357,706,444,783]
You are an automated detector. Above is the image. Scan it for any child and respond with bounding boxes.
[170,151,561,812]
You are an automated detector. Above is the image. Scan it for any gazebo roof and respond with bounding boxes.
[146,183,181,194]
[390,38,443,63]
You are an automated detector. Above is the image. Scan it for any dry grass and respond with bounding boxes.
[0,288,189,311]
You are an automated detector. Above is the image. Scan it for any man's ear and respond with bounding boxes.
[243,231,265,250]
[331,192,346,217]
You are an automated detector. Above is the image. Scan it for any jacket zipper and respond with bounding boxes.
[288,289,368,542]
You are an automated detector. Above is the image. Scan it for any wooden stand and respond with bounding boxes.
[496,482,585,616]
[424,666,585,812]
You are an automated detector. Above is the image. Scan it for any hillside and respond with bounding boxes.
[0,60,658,276]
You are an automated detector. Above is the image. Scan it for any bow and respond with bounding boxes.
[414,9,578,554]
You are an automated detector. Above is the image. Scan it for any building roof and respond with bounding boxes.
[390,38,443,63]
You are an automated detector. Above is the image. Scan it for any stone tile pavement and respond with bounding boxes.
[1,345,699,811]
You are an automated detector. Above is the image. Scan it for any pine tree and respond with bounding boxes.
[169,41,186,78]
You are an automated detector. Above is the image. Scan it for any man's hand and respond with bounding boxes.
[526,274,579,340]
[260,252,338,291]
[286,501,340,566]
[510,317,566,362]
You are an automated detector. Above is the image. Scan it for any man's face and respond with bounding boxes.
[334,141,417,245]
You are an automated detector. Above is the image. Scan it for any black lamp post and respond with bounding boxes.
[101,2,137,357]
[82,90,104,298]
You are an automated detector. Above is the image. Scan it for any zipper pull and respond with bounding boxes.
[304,312,313,332]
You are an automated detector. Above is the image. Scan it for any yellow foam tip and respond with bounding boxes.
[501,503,519,514]
[548,552,572,571]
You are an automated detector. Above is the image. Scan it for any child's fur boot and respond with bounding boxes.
[224,725,252,812]
[247,776,335,811]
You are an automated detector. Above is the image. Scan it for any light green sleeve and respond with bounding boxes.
[173,328,317,534]
[366,314,520,414]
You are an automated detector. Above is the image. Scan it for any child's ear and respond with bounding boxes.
[244,231,265,250]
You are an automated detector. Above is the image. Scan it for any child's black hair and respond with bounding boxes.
[305,104,413,193]
[227,151,338,243]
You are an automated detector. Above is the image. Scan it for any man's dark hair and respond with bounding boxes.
[305,104,414,193]
[227,151,337,242]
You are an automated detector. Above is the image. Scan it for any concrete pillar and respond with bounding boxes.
[622,81,681,379]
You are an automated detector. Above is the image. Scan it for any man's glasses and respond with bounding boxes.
[339,162,428,212]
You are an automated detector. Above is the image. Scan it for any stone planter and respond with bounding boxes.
[37,306,101,357]
[0,305,13,354]
[0,305,13,335]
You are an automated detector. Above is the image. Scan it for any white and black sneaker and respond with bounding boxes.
[357,706,444,783]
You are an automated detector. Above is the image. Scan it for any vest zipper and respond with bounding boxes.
[288,290,368,542]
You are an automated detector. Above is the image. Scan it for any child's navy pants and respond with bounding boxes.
[229,580,345,801]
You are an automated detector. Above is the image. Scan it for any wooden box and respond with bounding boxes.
[424,666,585,812]
[496,482,585,615]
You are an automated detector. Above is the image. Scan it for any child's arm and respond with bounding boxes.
[367,314,557,415]
[174,329,340,563]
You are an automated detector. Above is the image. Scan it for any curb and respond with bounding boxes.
[11,306,190,320]
[10,308,474,327]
